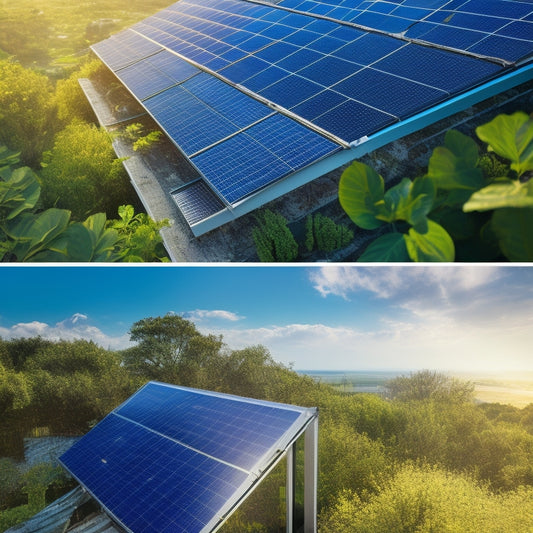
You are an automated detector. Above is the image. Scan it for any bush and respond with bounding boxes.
[319,464,533,533]
[0,61,56,167]
[305,213,354,253]
[252,209,298,262]
[40,121,136,220]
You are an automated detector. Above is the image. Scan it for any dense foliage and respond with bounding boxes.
[1,319,533,531]
[0,146,168,261]
[339,112,533,262]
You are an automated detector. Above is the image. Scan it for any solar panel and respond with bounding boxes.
[60,382,317,533]
[90,0,533,235]
[172,181,225,226]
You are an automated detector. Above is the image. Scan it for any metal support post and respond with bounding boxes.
[304,416,318,533]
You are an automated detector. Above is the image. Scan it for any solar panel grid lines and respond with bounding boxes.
[89,0,533,233]
[60,383,317,533]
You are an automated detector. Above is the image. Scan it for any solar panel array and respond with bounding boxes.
[91,0,533,230]
[60,382,317,533]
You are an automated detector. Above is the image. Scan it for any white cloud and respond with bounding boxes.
[183,309,244,322]
[210,313,533,372]
[308,266,404,299]
[0,314,131,350]
[309,265,503,301]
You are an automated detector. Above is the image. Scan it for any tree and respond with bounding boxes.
[385,370,474,403]
[0,61,56,167]
[123,314,223,383]
[54,59,105,124]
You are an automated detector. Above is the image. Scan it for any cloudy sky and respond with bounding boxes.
[1,265,531,373]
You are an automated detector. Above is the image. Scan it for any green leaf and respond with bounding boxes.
[427,130,484,191]
[380,176,435,233]
[476,111,533,176]
[405,176,435,233]
[491,207,533,261]
[0,167,41,220]
[463,179,533,212]
[83,213,122,261]
[0,145,20,169]
[4,208,71,261]
[43,223,94,262]
[405,220,455,262]
[339,161,385,229]
[358,232,410,262]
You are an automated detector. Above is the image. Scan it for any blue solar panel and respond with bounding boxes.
[291,90,348,121]
[313,99,396,142]
[240,66,287,92]
[115,61,176,101]
[192,134,293,203]
[332,68,448,118]
[297,55,362,86]
[144,85,238,156]
[219,55,271,83]
[172,181,225,225]
[372,44,502,94]
[181,73,273,129]
[259,75,325,109]
[192,114,339,203]
[89,0,533,230]
[60,383,317,533]
[333,33,404,65]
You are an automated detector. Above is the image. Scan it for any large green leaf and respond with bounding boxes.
[380,176,435,233]
[357,232,410,262]
[427,130,484,191]
[339,161,385,229]
[463,179,533,212]
[491,207,533,261]
[0,167,41,220]
[37,222,95,262]
[476,111,533,176]
[405,220,455,262]
[0,146,20,170]
[5,208,71,261]
[83,213,122,261]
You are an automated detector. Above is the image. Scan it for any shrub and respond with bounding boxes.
[305,213,354,253]
[252,209,298,262]
[319,464,533,533]
[40,121,135,220]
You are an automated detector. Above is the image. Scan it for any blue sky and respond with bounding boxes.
[1,265,532,372]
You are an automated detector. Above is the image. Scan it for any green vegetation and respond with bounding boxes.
[253,209,353,261]
[0,148,168,261]
[339,112,533,261]
[252,209,299,262]
[305,212,354,254]
[0,0,173,262]
[2,320,533,531]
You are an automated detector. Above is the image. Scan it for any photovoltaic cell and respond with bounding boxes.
[89,0,533,230]
[192,114,339,203]
[144,85,239,156]
[172,181,225,226]
[60,383,317,533]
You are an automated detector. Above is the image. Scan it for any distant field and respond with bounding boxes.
[0,0,169,69]
[471,381,533,408]
[302,370,533,408]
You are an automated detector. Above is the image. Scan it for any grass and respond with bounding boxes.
[0,0,169,70]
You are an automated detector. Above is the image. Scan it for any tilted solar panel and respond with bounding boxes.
[90,0,533,235]
[60,382,317,533]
